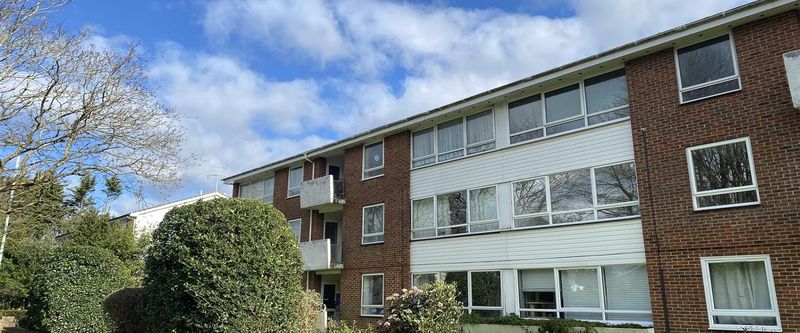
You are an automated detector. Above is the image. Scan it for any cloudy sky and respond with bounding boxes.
[54,0,752,215]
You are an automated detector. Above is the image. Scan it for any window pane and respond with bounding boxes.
[437,191,467,226]
[604,265,651,312]
[560,269,600,309]
[607,313,654,323]
[585,69,628,114]
[587,107,629,125]
[509,95,543,134]
[681,79,740,102]
[713,316,777,326]
[697,191,758,208]
[412,229,436,239]
[412,198,435,229]
[691,140,754,192]
[471,271,502,307]
[289,220,301,241]
[563,312,603,321]
[364,142,384,170]
[413,128,435,159]
[362,275,384,309]
[437,118,464,153]
[545,84,581,123]
[514,216,549,228]
[709,261,772,310]
[551,210,594,224]
[443,272,469,306]
[519,269,556,310]
[363,205,384,235]
[413,273,437,287]
[263,177,275,203]
[437,226,467,236]
[288,167,303,196]
[467,110,494,145]
[510,129,544,144]
[546,118,584,135]
[550,169,593,212]
[595,162,638,205]
[597,205,640,219]
[677,35,736,88]
[469,221,499,233]
[469,187,497,222]
[513,178,547,216]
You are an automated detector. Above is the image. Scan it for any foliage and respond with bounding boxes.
[0,239,54,309]
[143,198,304,332]
[103,288,146,333]
[328,321,375,333]
[67,175,96,209]
[23,246,129,333]
[461,314,648,329]
[299,289,324,333]
[377,283,463,333]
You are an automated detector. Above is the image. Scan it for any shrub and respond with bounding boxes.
[328,320,374,333]
[461,314,647,330]
[103,288,146,333]
[298,289,324,333]
[143,198,304,332]
[377,282,463,333]
[23,246,129,333]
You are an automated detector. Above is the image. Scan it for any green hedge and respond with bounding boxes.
[143,198,304,332]
[462,314,648,329]
[23,246,129,333]
[103,288,146,333]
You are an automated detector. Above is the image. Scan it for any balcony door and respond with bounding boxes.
[325,221,340,263]
[328,165,341,181]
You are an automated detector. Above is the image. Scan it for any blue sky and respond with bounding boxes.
[52,0,751,215]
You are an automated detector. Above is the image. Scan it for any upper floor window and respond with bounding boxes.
[676,34,741,103]
[412,110,496,168]
[509,69,629,145]
[288,218,301,242]
[287,166,303,197]
[687,138,759,210]
[363,141,384,179]
[701,256,780,332]
[239,177,275,203]
[362,204,384,244]
[411,185,499,239]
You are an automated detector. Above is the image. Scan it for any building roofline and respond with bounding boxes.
[113,192,229,218]
[223,0,798,184]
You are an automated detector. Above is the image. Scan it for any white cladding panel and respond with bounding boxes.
[410,121,634,198]
[410,219,645,272]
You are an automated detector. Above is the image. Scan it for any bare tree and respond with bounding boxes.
[0,0,188,217]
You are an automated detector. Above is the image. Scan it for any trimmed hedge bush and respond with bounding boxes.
[103,288,146,333]
[378,283,463,333]
[462,314,648,329]
[143,198,304,332]
[23,246,129,333]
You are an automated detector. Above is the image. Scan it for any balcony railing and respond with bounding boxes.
[300,175,345,212]
[298,239,343,271]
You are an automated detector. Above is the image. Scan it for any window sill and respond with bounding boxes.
[708,325,781,332]
[362,174,384,181]
[286,194,300,199]
[360,314,385,318]
[361,241,384,246]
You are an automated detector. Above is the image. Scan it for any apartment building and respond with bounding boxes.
[223,1,800,331]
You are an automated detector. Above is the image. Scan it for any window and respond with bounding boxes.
[362,204,384,244]
[239,177,274,203]
[411,271,502,317]
[518,265,652,324]
[676,34,741,103]
[512,162,639,228]
[412,273,437,287]
[509,69,630,145]
[361,274,384,317]
[363,141,384,179]
[412,110,496,168]
[701,256,780,332]
[687,138,759,210]
[288,219,301,242]
[412,186,499,239]
[287,166,303,197]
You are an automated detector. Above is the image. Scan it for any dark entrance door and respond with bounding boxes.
[328,165,341,180]
[322,284,337,311]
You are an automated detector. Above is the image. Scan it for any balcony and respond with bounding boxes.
[785,49,800,110]
[299,238,343,272]
[299,175,345,212]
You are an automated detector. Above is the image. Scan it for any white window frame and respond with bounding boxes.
[508,68,630,147]
[515,265,653,326]
[287,218,302,242]
[674,32,742,104]
[468,270,504,316]
[361,273,385,317]
[700,255,781,332]
[362,140,385,180]
[287,166,304,198]
[362,203,385,245]
[410,108,496,169]
[686,137,759,211]
[511,161,640,230]
[410,185,500,240]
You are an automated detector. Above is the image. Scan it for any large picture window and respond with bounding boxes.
[512,162,639,228]
[239,177,275,203]
[687,138,759,210]
[363,141,384,179]
[701,256,780,332]
[411,271,502,317]
[509,69,629,145]
[361,274,384,317]
[287,166,304,197]
[412,186,499,239]
[675,34,741,103]
[362,204,385,244]
[412,110,496,168]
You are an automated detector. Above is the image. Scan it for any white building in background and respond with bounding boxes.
[111,192,228,236]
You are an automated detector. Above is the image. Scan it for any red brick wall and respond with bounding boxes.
[339,132,412,326]
[626,11,800,333]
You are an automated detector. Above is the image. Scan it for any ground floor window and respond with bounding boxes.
[701,256,781,332]
[412,271,502,317]
[361,273,384,317]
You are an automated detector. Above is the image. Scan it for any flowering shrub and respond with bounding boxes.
[298,289,324,333]
[377,282,463,333]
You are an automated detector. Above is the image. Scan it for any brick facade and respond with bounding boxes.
[627,11,800,333]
